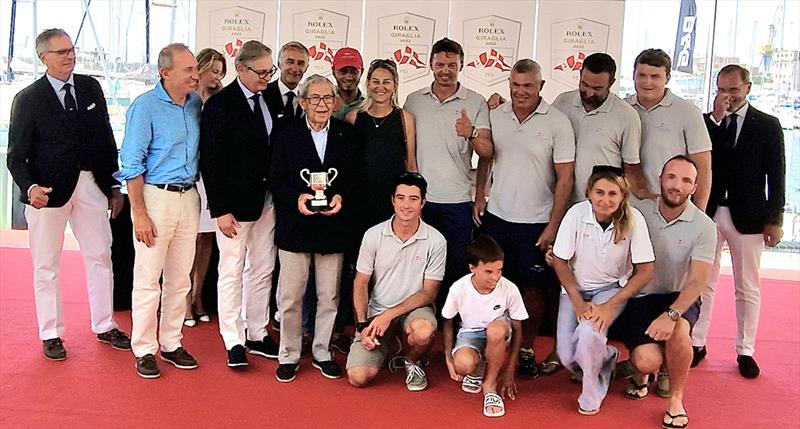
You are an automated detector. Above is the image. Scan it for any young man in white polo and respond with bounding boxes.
[346,172,446,391]
[614,155,716,429]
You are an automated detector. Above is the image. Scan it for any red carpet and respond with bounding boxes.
[1,247,798,428]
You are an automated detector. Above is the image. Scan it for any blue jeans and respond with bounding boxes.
[556,284,624,411]
[422,201,473,309]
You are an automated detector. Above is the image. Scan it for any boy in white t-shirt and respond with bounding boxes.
[442,235,529,418]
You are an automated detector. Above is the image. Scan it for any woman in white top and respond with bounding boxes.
[551,166,655,415]
[185,48,226,327]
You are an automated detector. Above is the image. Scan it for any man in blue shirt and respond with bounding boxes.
[116,43,202,379]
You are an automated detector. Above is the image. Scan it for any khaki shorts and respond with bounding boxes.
[346,306,437,369]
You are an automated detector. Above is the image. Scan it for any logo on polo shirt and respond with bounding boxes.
[493,304,501,310]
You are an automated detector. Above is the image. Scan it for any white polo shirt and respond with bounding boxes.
[626,89,711,196]
[552,90,642,201]
[404,83,491,204]
[553,200,654,291]
[638,198,717,295]
[487,100,576,224]
[356,217,447,317]
[441,273,529,334]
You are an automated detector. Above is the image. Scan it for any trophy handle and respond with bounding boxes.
[300,168,312,186]
[326,168,338,185]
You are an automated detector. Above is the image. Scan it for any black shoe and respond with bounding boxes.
[312,359,342,379]
[136,354,160,379]
[161,347,198,369]
[330,333,352,354]
[691,345,707,368]
[301,335,312,358]
[276,363,299,382]
[518,348,540,378]
[42,338,66,361]
[737,355,760,379]
[97,328,131,350]
[227,345,249,368]
[246,336,279,359]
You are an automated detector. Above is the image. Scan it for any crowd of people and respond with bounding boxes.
[8,28,786,428]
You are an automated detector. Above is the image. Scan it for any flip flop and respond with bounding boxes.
[624,374,651,400]
[461,374,482,394]
[540,355,563,375]
[483,392,505,417]
[662,411,689,429]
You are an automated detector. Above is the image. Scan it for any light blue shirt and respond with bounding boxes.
[237,77,272,134]
[306,118,330,163]
[46,73,75,109]
[115,81,201,185]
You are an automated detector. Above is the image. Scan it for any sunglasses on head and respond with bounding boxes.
[371,58,398,69]
[591,165,625,177]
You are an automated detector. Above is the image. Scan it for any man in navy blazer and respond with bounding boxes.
[200,40,280,368]
[7,29,130,361]
[691,64,785,379]
[270,74,358,383]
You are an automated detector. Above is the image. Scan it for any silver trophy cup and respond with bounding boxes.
[300,168,338,212]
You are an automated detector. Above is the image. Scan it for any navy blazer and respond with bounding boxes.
[7,74,119,207]
[705,105,785,234]
[200,80,271,222]
[269,117,357,254]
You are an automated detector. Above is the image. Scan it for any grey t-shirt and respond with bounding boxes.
[638,198,717,295]
[356,217,447,317]
[552,89,641,201]
[404,84,490,204]
[487,101,575,223]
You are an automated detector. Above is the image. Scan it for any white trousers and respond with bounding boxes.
[25,171,117,340]
[692,206,764,356]
[130,185,199,357]
[216,196,276,350]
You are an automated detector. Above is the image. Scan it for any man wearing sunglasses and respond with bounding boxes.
[199,40,279,368]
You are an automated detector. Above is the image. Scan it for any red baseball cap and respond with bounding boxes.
[333,47,363,71]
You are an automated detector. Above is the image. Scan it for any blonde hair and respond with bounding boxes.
[585,171,633,244]
[358,59,400,113]
[196,48,226,78]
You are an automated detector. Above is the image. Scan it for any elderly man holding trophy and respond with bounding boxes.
[269,74,359,383]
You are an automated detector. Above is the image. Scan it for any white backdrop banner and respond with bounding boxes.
[535,0,625,102]
[278,0,364,79]
[196,1,278,86]
[364,0,450,104]
[449,1,536,99]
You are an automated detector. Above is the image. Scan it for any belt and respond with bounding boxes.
[153,183,194,193]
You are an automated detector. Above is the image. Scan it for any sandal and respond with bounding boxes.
[540,353,563,375]
[461,374,482,394]
[656,370,670,398]
[624,374,651,400]
[662,411,689,429]
[483,392,505,417]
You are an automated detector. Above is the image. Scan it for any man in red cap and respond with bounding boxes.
[331,47,364,120]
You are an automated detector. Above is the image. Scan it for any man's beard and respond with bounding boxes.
[580,91,608,109]
[662,190,688,208]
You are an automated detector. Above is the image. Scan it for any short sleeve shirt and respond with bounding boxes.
[638,199,717,295]
[552,90,642,201]
[441,274,529,334]
[626,89,712,196]
[404,84,490,204]
[487,101,576,224]
[553,200,655,291]
[356,217,447,317]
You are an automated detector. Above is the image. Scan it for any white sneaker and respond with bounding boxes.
[183,318,197,327]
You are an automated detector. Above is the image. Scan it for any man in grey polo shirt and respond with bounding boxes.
[475,59,575,378]
[613,155,716,429]
[626,49,711,211]
[404,38,493,306]
[347,173,446,391]
[552,53,648,202]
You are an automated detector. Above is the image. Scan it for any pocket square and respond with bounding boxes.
[87,103,96,111]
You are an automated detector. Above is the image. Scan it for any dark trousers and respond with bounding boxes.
[422,201,473,310]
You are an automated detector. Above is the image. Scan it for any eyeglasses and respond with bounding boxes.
[47,48,75,56]
[370,58,397,69]
[247,65,278,80]
[305,95,336,105]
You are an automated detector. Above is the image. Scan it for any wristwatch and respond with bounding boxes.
[469,126,479,139]
[355,321,369,333]
[666,307,682,322]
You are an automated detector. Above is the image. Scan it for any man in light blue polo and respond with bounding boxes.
[116,43,202,379]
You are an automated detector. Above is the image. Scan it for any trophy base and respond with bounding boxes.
[307,199,330,212]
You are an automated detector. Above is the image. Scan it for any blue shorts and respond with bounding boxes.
[452,324,511,358]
